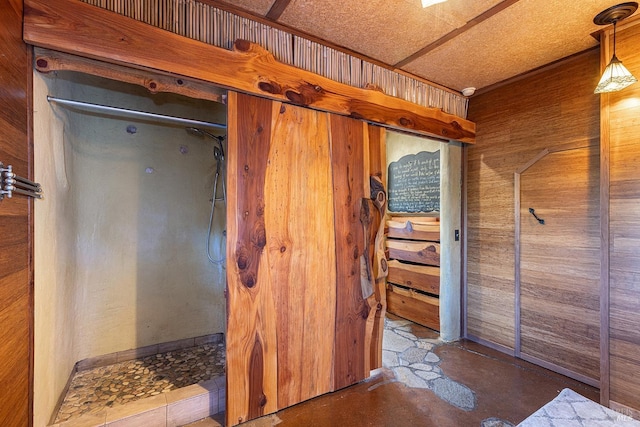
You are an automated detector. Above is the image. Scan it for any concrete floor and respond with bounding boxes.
[188,315,598,427]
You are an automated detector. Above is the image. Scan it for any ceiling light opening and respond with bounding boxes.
[421,0,447,8]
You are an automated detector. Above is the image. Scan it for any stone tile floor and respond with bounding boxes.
[54,341,225,424]
[382,317,476,411]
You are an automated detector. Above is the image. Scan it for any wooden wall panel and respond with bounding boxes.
[466,49,600,350]
[607,20,640,412]
[519,147,600,384]
[268,102,336,408]
[0,0,33,425]
[226,92,279,425]
[329,115,367,390]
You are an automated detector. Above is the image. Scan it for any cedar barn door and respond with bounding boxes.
[518,145,600,386]
[0,0,34,425]
[225,92,384,426]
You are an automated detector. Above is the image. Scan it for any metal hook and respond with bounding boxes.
[528,208,544,225]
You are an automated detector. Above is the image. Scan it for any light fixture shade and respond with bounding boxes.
[595,55,638,93]
[421,0,447,7]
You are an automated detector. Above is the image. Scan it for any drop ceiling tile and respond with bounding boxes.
[226,0,274,16]
[401,0,616,90]
[278,0,504,65]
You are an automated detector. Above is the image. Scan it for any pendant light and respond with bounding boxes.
[594,2,638,94]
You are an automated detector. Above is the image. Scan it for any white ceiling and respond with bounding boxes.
[220,0,638,93]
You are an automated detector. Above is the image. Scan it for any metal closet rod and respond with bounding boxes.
[47,96,227,130]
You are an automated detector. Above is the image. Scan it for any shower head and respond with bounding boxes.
[185,127,225,161]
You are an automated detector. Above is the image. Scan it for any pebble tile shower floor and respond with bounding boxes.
[54,342,226,424]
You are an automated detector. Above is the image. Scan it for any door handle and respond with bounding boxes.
[528,208,544,225]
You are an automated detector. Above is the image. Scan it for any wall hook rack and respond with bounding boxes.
[528,208,544,225]
[1,162,43,200]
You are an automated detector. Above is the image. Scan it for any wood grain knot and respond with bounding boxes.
[258,80,282,95]
[243,272,256,288]
[285,90,305,105]
[349,112,365,120]
[280,105,286,114]
[399,117,415,128]
[418,245,436,255]
[280,246,286,253]
[36,58,48,69]
[352,246,359,260]
[176,79,184,85]
[236,249,249,270]
[360,304,370,319]
[346,233,353,244]
[381,258,388,272]
[259,394,267,407]
[235,39,251,52]
[148,81,157,90]
[252,226,267,249]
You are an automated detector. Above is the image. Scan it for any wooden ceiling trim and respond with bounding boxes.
[23,0,476,142]
[265,0,292,20]
[34,48,225,104]
[200,0,456,94]
[394,0,522,69]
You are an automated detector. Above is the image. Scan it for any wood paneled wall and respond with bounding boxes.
[607,20,640,414]
[0,0,33,425]
[466,49,601,350]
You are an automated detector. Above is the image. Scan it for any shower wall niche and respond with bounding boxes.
[33,70,227,425]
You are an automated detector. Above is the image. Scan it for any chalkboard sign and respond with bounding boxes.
[387,150,440,213]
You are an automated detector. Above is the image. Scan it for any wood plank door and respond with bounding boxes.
[0,0,34,425]
[518,145,600,386]
[226,92,385,426]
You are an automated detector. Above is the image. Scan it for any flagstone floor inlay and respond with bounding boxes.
[382,317,477,411]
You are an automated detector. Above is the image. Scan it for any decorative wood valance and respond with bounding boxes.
[23,0,476,143]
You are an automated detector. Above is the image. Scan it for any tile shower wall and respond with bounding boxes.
[33,71,227,426]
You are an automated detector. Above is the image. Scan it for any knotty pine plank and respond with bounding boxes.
[386,239,440,267]
[387,259,440,296]
[226,92,278,425]
[386,219,440,242]
[267,103,336,408]
[330,114,368,391]
[34,48,225,104]
[386,285,439,331]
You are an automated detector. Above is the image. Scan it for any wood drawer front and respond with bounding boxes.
[386,239,440,267]
[387,259,439,296]
[386,284,439,331]
[386,219,440,242]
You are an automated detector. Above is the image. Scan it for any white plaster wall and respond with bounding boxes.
[33,71,227,425]
[34,72,79,427]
